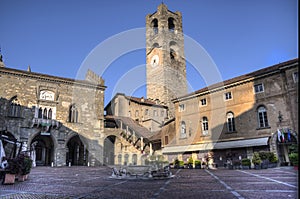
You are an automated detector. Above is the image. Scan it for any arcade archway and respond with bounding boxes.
[31,134,54,166]
[66,135,87,166]
[103,135,116,165]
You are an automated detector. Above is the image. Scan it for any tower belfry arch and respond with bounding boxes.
[146,3,187,118]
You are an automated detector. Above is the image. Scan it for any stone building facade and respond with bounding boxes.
[105,93,168,132]
[0,62,106,166]
[1,3,298,169]
[161,59,298,167]
[103,93,168,165]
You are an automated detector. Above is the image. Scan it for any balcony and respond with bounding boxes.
[31,118,60,131]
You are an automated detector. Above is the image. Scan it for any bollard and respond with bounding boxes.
[87,162,90,167]
[51,162,54,167]
[68,162,71,167]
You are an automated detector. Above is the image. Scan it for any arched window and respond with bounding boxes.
[180,121,186,138]
[257,106,269,128]
[170,48,176,60]
[43,108,48,119]
[169,41,178,61]
[132,154,137,165]
[9,98,21,117]
[69,104,78,123]
[38,107,43,118]
[48,108,52,120]
[118,154,122,165]
[124,154,129,165]
[226,112,236,132]
[202,117,209,135]
[168,17,175,32]
[151,18,158,34]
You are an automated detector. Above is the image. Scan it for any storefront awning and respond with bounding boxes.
[162,137,270,154]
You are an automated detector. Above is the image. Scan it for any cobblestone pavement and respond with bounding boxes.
[0,166,298,199]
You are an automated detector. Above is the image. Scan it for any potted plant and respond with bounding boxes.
[288,153,298,170]
[288,144,298,170]
[233,160,241,169]
[19,155,33,181]
[3,158,20,184]
[174,159,180,169]
[241,158,251,169]
[252,152,262,169]
[268,152,278,168]
[187,157,193,169]
[179,160,184,169]
[258,151,269,169]
[195,160,201,169]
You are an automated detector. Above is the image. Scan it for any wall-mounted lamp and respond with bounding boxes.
[278,111,283,123]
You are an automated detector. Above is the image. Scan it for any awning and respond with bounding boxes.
[162,137,269,154]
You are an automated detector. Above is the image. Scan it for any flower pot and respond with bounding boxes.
[254,165,261,170]
[242,165,250,170]
[3,173,16,185]
[17,174,26,182]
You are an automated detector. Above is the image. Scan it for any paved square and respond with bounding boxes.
[0,166,298,199]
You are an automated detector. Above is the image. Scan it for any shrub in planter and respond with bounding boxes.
[195,160,201,169]
[258,151,270,169]
[252,152,262,169]
[241,158,251,169]
[179,161,185,169]
[268,152,278,168]
[3,158,21,184]
[187,157,193,169]
[174,159,180,169]
[289,153,298,167]
[232,160,241,169]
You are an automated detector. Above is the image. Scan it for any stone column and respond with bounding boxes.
[246,147,254,168]
[149,142,153,155]
[140,137,144,151]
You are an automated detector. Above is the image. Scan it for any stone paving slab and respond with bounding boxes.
[0,166,298,199]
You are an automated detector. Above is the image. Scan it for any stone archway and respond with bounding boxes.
[66,135,88,166]
[31,134,54,166]
[270,129,298,165]
[103,135,116,165]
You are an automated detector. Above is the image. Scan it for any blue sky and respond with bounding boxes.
[0,0,298,106]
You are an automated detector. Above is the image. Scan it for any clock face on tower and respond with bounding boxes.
[151,54,159,67]
[39,90,55,101]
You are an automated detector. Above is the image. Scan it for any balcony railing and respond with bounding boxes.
[31,118,60,131]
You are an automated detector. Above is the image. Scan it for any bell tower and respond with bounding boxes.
[146,3,187,118]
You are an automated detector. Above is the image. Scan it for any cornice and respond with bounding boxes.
[0,67,106,90]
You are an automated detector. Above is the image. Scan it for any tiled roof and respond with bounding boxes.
[105,115,153,139]
[148,131,161,141]
[174,58,298,101]
[125,96,168,108]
